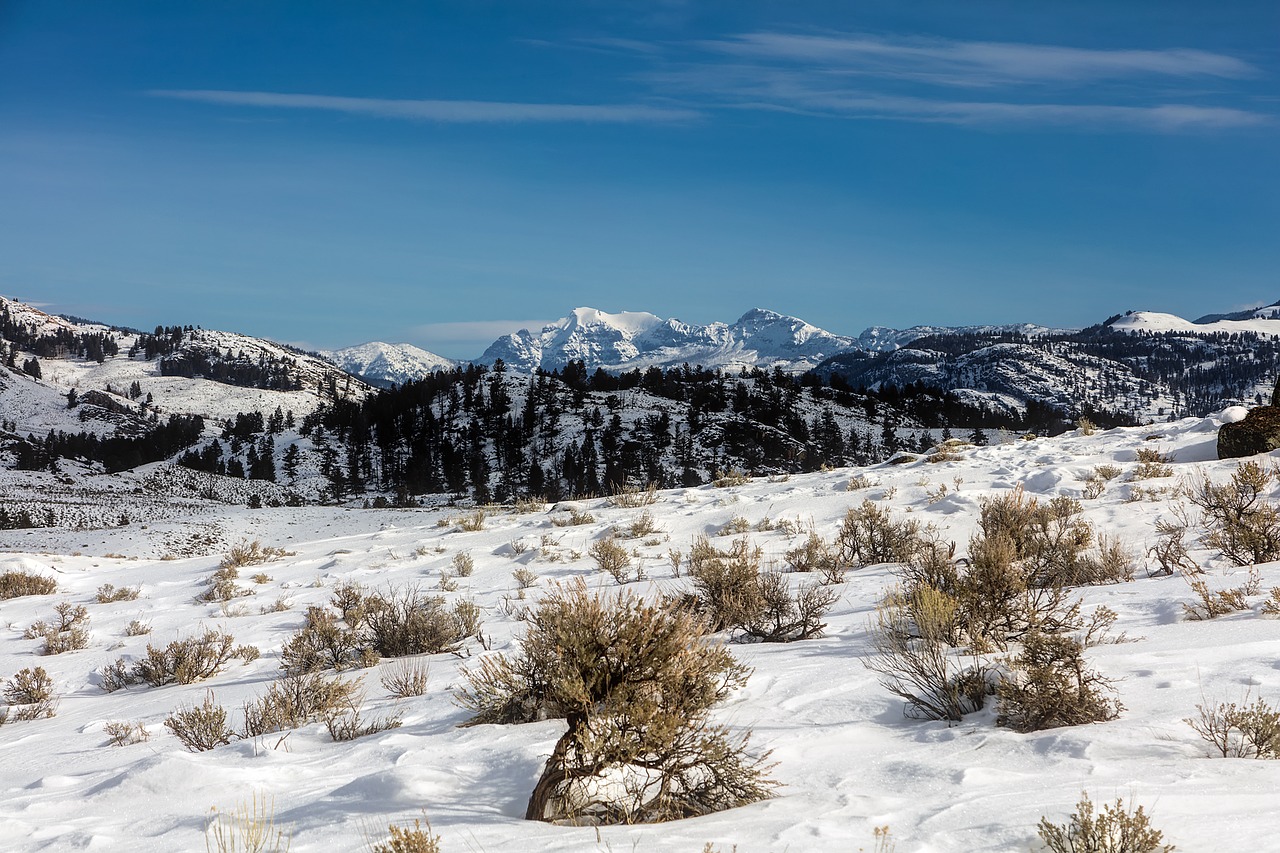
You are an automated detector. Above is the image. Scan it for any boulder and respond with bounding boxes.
[1218,405,1280,459]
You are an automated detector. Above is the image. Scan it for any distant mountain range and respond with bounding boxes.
[459,307,1061,375]
[6,291,1280,509]
[311,302,1280,396]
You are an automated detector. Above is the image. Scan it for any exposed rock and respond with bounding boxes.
[1218,405,1280,459]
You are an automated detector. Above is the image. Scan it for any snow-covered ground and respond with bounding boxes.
[2,412,1279,851]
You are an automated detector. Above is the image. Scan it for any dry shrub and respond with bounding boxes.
[946,533,1079,651]
[324,699,403,741]
[622,510,660,539]
[979,490,1108,587]
[125,619,152,636]
[863,590,992,721]
[836,500,920,567]
[369,818,441,853]
[513,496,546,514]
[1037,792,1173,853]
[1132,447,1175,480]
[3,667,58,721]
[201,565,253,603]
[98,657,143,693]
[103,720,150,747]
[205,793,291,853]
[457,509,487,532]
[451,552,474,577]
[220,540,293,570]
[241,672,362,739]
[1185,693,1280,758]
[784,531,844,583]
[996,631,1122,732]
[720,516,751,536]
[686,536,834,642]
[459,579,774,824]
[285,585,475,674]
[280,611,368,675]
[1148,512,1199,577]
[712,468,750,487]
[1182,567,1260,620]
[96,583,140,603]
[1262,588,1280,616]
[1187,461,1280,566]
[589,536,633,584]
[380,659,429,698]
[686,537,764,633]
[365,587,471,657]
[29,602,90,655]
[165,692,233,751]
[0,570,57,599]
[137,630,243,687]
[552,509,595,527]
[609,483,659,508]
[747,571,839,643]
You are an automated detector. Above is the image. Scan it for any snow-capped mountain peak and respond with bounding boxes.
[476,306,858,373]
[322,342,455,388]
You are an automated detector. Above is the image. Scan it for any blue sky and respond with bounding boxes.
[2,1,1277,357]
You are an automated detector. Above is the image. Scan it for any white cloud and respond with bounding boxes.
[148,90,698,123]
[702,32,1258,87]
[784,94,1269,130]
[638,32,1271,131]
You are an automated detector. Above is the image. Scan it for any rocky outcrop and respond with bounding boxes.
[1218,385,1280,458]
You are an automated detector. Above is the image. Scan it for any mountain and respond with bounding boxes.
[816,341,1170,421]
[322,342,455,388]
[1193,299,1280,324]
[855,322,1065,352]
[1111,309,1280,337]
[818,301,1280,424]
[0,294,369,495]
[475,307,861,373]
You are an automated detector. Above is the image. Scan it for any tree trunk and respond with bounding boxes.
[525,724,577,822]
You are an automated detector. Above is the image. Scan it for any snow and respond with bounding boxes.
[2,411,1280,850]
[321,342,455,388]
[1112,310,1280,338]
[564,308,664,337]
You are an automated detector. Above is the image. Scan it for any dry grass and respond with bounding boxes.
[205,793,292,853]
[608,483,660,508]
[380,659,430,698]
[367,817,441,853]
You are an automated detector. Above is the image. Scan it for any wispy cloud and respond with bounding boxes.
[148,90,698,123]
[701,32,1258,87]
[635,31,1271,131]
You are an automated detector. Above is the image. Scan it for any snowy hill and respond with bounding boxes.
[856,322,1066,352]
[0,295,369,427]
[476,306,861,373]
[818,341,1173,421]
[321,342,455,388]
[1112,309,1280,338]
[2,412,1279,850]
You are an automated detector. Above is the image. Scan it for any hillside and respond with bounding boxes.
[1,412,1278,850]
